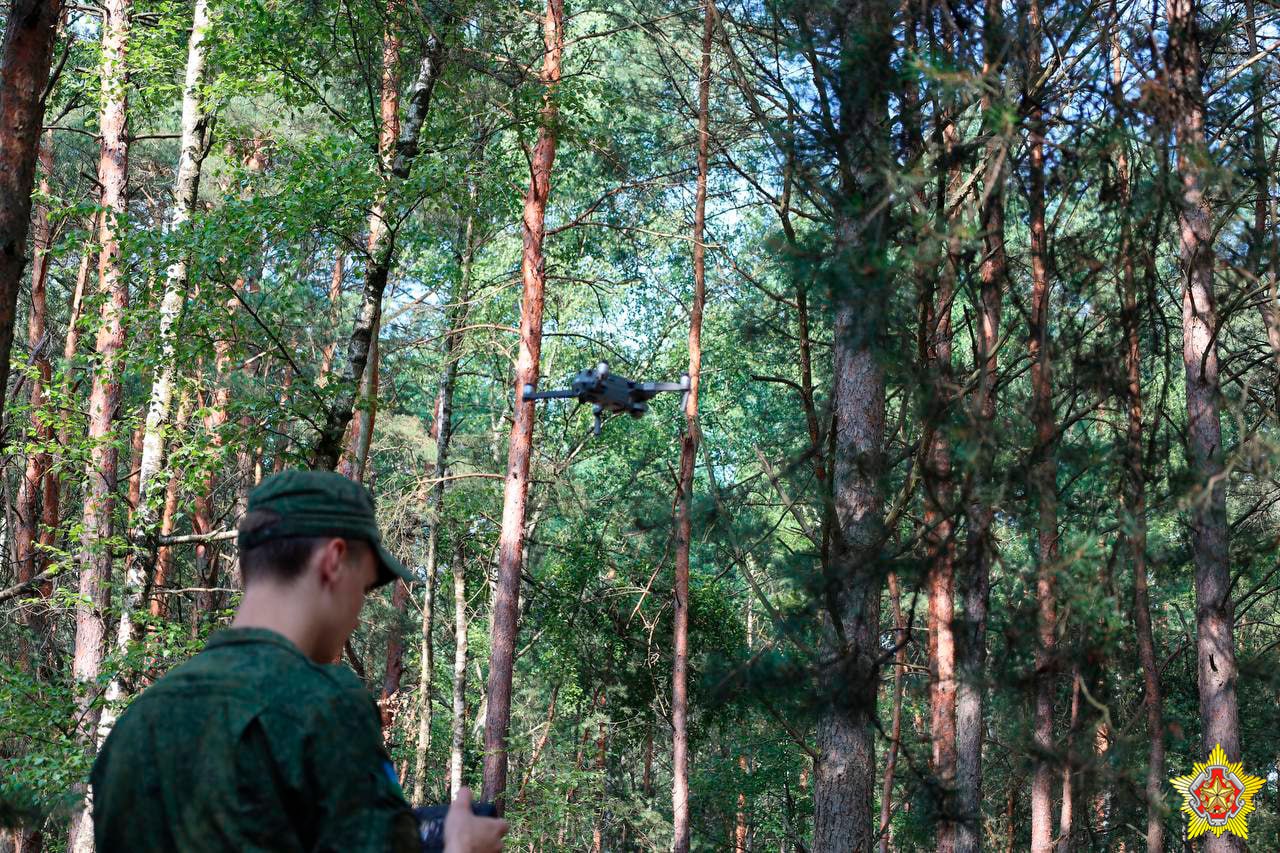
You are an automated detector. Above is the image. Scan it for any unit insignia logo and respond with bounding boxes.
[1170,743,1265,840]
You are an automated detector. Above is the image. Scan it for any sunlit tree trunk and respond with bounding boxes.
[1166,3,1241,852]
[448,546,469,798]
[672,2,713,848]
[58,213,95,423]
[312,35,443,468]
[923,107,959,853]
[108,0,213,706]
[69,0,131,846]
[340,1,399,483]
[0,0,64,416]
[481,0,563,806]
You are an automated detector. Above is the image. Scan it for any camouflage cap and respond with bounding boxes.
[237,469,416,588]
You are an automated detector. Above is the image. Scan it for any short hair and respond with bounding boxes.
[237,510,372,586]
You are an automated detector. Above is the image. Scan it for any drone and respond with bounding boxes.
[523,361,690,435]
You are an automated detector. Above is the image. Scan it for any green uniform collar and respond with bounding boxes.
[206,626,307,658]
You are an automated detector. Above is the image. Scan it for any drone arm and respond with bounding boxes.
[521,385,578,402]
[641,383,686,394]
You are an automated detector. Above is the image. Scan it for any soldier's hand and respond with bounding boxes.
[444,787,508,852]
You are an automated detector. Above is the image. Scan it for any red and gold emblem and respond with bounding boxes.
[1170,743,1265,840]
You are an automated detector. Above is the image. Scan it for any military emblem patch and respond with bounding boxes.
[1170,743,1265,840]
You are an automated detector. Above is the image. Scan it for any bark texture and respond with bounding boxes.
[340,4,400,483]
[1027,3,1059,847]
[481,0,563,806]
[811,0,893,846]
[0,0,64,417]
[923,119,959,853]
[671,3,713,848]
[112,0,213,690]
[14,135,55,671]
[69,0,131,846]
[1166,2,1241,851]
[311,37,444,469]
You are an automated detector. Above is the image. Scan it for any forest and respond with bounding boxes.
[2,0,1280,849]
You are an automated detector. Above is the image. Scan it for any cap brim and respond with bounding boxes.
[372,541,417,588]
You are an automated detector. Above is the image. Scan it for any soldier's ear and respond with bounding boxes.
[314,538,348,588]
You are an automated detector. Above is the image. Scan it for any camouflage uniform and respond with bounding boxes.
[91,627,419,852]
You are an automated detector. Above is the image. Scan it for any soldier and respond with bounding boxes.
[91,469,507,852]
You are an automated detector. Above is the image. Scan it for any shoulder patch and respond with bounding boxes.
[383,760,407,800]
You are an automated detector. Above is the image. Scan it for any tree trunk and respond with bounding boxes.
[0,0,64,417]
[379,573,409,728]
[319,253,344,383]
[311,37,444,469]
[150,394,190,619]
[1056,669,1081,853]
[517,684,559,803]
[340,330,379,480]
[591,689,607,853]
[672,3,712,849]
[448,544,469,798]
[1027,3,1059,848]
[956,4,1006,850]
[1166,3,1241,852]
[187,141,264,628]
[339,4,399,482]
[14,134,55,672]
[411,545,436,797]
[1088,714,1109,845]
[812,1,892,847]
[878,573,906,853]
[411,205,472,799]
[643,725,654,798]
[69,0,131,846]
[57,214,95,431]
[922,123,959,853]
[481,0,562,807]
[1244,0,1280,369]
[1110,6,1165,849]
[109,0,213,706]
